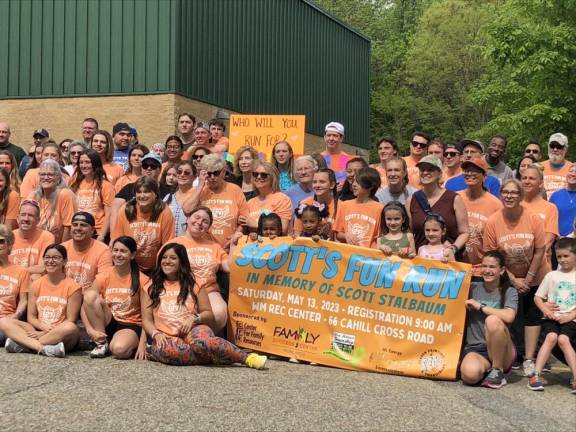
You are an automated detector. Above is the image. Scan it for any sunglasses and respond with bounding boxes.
[444,152,460,158]
[0,238,7,245]
[252,171,270,179]
[70,151,82,156]
[177,169,193,176]
[191,154,205,160]
[142,163,160,170]
[412,141,428,149]
[206,169,223,178]
[549,142,565,150]
[524,149,539,154]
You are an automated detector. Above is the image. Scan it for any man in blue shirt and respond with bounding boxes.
[445,139,501,197]
[112,122,132,170]
[549,164,576,236]
[285,156,317,210]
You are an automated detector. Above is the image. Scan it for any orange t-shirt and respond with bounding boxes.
[74,179,115,234]
[542,160,573,196]
[484,208,546,284]
[111,205,175,272]
[103,162,125,186]
[32,275,81,326]
[370,165,388,188]
[0,264,30,317]
[333,199,384,248]
[199,182,248,248]
[246,192,293,227]
[2,190,20,223]
[20,168,71,198]
[148,280,197,337]
[292,195,336,236]
[95,269,149,325]
[31,188,76,242]
[9,228,55,267]
[61,239,113,292]
[459,191,503,276]
[114,173,140,193]
[171,235,228,294]
[403,155,422,189]
[522,200,559,237]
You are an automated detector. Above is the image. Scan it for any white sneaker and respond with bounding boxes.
[522,359,535,377]
[89,341,110,358]
[39,342,65,358]
[4,338,31,354]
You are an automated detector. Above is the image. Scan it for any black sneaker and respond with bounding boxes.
[511,357,522,370]
[542,361,552,373]
[481,368,507,389]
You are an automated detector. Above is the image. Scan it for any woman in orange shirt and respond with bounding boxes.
[0,168,19,228]
[31,159,77,243]
[90,130,125,186]
[0,244,81,357]
[20,142,70,198]
[245,160,292,234]
[114,144,149,193]
[70,149,115,242]
[0,224,30,346]
[82,236,148,360]
[0,150,22,193]
[141,243,266,369]
[111,176,175,274]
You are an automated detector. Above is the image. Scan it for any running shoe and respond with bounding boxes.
[571,379,576,395]
[481,368,507,389]
[89,341,110,359]
[245,353,268,370]
[39,342,65,358]
[527,372,544,391]
[4,338,31,354]
[522,359,535,377]
[542,361,552,373]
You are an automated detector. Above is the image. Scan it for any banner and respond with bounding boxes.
[228,237,471,380]
[228,114,305,160]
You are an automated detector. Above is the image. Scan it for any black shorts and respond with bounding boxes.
[522,286,543,326]
[105,317,142,339]
[463,343,489,361]
[541,319,576,339]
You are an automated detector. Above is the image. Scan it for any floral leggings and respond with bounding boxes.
[147,324,248,366]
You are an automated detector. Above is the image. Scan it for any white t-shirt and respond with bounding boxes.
[535,269,576,321]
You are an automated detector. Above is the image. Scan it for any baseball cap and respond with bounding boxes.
[444,143,461,154]
[325,122,345,135]
[141,153,162,166]
[33,128,49,138]
[458,139,484,154]
[548,132,568,148]
[416,155,442,171]
[72,211,95,227]
[130,127,138,137]
[112,122,131,135]
[461,156,488,174]
[195,122,210,132]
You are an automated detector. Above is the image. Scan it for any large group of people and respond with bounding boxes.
[0,117,574,391]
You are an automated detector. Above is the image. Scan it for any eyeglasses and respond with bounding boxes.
[252,171,270,179]
[191,154,205,160]
[177,169,193,176]
[549,143,565,150]
[206,169,223,178]
[142,163,160,170]
[444,152,460,158]
[524,149,539,154]
[70,151,82,156]
[501,190,520,197]
[39,173,56,178]
[20,199,40,210]
[411,141,428,149]
[44,255,63,262]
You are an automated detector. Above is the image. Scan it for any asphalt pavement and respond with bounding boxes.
[0,350,574,431]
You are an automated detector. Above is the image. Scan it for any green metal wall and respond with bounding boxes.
[0,0,370,147]
[0,0,176,97]
[175,0,370,147]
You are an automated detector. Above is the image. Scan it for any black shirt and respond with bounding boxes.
[0,142,26,166]
[116,182,172,201]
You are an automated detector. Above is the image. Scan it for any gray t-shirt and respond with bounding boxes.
[376,185,417,205]
[465,281,518,346]
[486,159,514,183]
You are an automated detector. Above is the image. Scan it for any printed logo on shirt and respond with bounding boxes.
[38,305,63,324]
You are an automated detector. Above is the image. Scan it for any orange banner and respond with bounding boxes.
[228,237,471,380]
[228,114,305,160]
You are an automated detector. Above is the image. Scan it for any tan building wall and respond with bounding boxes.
[0,93,366,157]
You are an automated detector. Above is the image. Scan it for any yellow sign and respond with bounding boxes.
[229,114,305,159]
[228,237,471,380]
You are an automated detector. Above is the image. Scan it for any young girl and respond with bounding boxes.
[375,201,415,258]
[250,212,283,242]
[294,203,329,241]
[141,243,267,369]
[418,214,454,262]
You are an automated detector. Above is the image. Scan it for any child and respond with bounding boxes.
[294,203,329,241]
[418,214,454,262]
[249,212,283,242]
[528,237,576,392]
[375,201,415,258]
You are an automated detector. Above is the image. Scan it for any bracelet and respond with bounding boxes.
[527,271,537,277]
[194,314,202,324]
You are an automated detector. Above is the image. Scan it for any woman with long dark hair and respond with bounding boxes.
[114,144,149,192]
[70,149,114,242]
[90,130,124,186]
[0,168,19,228]
[460,251,518,389]
[0,149,22,194]
[141,243,267,369]
[111,176,174,273]
[82,236,148,359]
